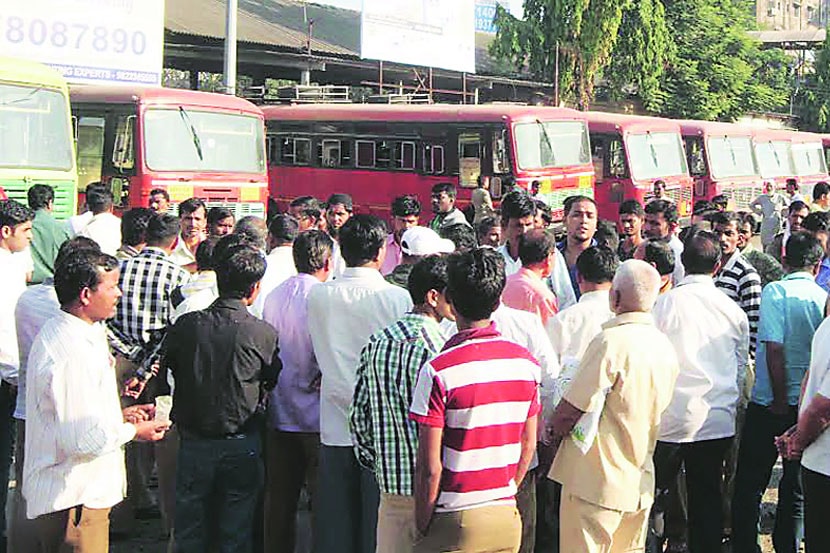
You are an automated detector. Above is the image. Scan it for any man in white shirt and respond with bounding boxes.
[0,199,33,552]
[645,199,685,286]
[307,214,411,553]
[497,189,536,276]
[24,249,169,552]
[168,198,207,270]
[651,231,750,553]
[251,214,298,318]
[77,184,122,256]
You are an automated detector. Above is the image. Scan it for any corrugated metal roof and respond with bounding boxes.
[165,0,356,56]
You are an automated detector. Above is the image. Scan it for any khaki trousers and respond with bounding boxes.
[376,493,416,553]
[413,504,521,553]
[560,491,649,553]
[30,506,110,553]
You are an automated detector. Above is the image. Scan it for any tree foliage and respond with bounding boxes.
[796,32,830,132]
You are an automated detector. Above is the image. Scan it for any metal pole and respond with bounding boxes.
[379,60,384,94]
[224,0,238,95]
[554,41,560,106]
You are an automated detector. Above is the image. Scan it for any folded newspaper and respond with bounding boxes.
[555,356,608,454]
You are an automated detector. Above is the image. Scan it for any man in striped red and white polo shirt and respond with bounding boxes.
[410,247,540,553]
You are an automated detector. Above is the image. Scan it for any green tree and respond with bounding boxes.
[796,32,830,132]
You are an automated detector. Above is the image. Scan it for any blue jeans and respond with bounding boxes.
[731,402,803,553]
[313,445,379,553]
[174,431,263,553]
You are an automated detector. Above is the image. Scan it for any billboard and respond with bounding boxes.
[475,0,524,34]
[361,0,476,73]
[0,0,165,86]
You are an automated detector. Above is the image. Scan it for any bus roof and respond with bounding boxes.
[69,85,264,116]
[677,120,754,138]
[582,111,681,135]
[261,103,587,125]
[0,57,67,90]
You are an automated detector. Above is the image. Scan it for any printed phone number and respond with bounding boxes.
[0,16,148,56]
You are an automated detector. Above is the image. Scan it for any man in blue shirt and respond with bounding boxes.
[732,232,828,553]
[802,211,830,293]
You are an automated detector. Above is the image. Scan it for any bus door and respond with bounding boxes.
[590,132,629,220]
[454,125,511,200]
[683,135,709,200]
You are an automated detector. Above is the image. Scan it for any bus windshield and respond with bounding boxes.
[792,142,827,177]
[144,108,266,173]
[0,83,72,170]
[626,132,687,180]
[513,120,590,170]
[706,136,757,179]
[754,140,793,178]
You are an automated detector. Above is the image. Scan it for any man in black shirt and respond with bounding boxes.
[164,238,281,553]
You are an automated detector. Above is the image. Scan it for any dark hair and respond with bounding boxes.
[339,214,387,267]
[500,189,536,222]
[439,223,478,252]
[595,219,620,252]
[212,233,255,263]
[215,244,266,300]
[391,195,421,218]
[814,182,830,202]
[268,214,299,246]
[476,216,500,242]
[645,199,679,226]
[802,211,830,234]
[737,211,756,231]
[290,196,322,222]
[618,199,644,217]
[149,188,170,201]
[407,255,449,305]
[711,210,741,228]
[681,230,722,275]
[0,199,34,228]
[642,239,675,277]
[518,229,556,266]
[146,213,181,246]
[54,249,119,307]
[178,197,206,218]
[711,194,729,209]
[293,229,333,274]
[27,184,54,210]
[234,216,268,250]
[431,182,457,199]
[195,236,220,271]
[55,236,101,269]
[789,200,810,215]
[120,208,154,247]
[576,246,619,284]
[207,206,234,226]
[785,231,825,270]
[693,199,715,216]
[446,247,505,321]
[563,195,597,216]
[534,199,553,226]
[326,193,353,212]
[85,184,113,214]
[786,178,799,188]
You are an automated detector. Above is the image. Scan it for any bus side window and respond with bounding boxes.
[458,133,482,188]
[280,137,310,165]
[356,140,376,168]
[591,140,605,181]
[77,116,106,190]
[686,137,706,177]
[376,140,393,168]
[395,141,416,170]
[112,115,135,172]
[423,144,445,174]
[608,139,627,178]
[321,139,341,167]
[492,129,509,174]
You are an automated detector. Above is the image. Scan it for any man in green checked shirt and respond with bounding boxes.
[350,255,455,553]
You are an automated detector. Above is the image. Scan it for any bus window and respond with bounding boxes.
[321,139,350,167]
[423,144,445,175]
[77,116,106,190]
[112,115,135,172]
[608,139,627,178]
[492,129,509,174]
[280,137,311,165]
[376,140,393,168]
[396,141,416,170]
[357,140,376,168]
[459,133,482,188]
[685,137,706,177]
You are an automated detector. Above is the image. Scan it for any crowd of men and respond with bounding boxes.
[1,177,830,553]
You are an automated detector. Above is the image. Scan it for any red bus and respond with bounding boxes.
[262,104,594,221]
[751,128,796,193]
[584,112,692,221]
[679,120,760,210]
[789,131,828,197]
[69,86,268,217]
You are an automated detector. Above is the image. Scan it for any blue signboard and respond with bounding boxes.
[475,1,498,34]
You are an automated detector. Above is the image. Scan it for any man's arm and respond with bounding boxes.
[739,273,762,356]
[548,399,586,450]
[794,393,830,452]
[766,341,789,414]
[514,414,538,486]
[415,425,443,536]
[349,352,376,470]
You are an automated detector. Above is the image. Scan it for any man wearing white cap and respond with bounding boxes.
[386,227,455,288]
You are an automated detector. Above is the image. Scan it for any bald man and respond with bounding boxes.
[547,260,679,553]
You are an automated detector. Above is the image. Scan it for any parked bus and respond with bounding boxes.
[679,120,760,210]
[584,112,692,221]
[751,128,796,193]
[70,86,268,218]
[789,131,828,198]
[262,104,594,221]
[0,57,77,219]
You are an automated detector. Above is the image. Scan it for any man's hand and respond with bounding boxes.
[769,398,790,416]
[122,404,155,424]
[122,377,147,399]
[133,420,170,442]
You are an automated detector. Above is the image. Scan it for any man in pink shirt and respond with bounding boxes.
[381,196,421,275]
[502,229,559,324]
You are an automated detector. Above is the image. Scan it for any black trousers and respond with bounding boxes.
[652,437,732,553]
[802,466,830,553]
